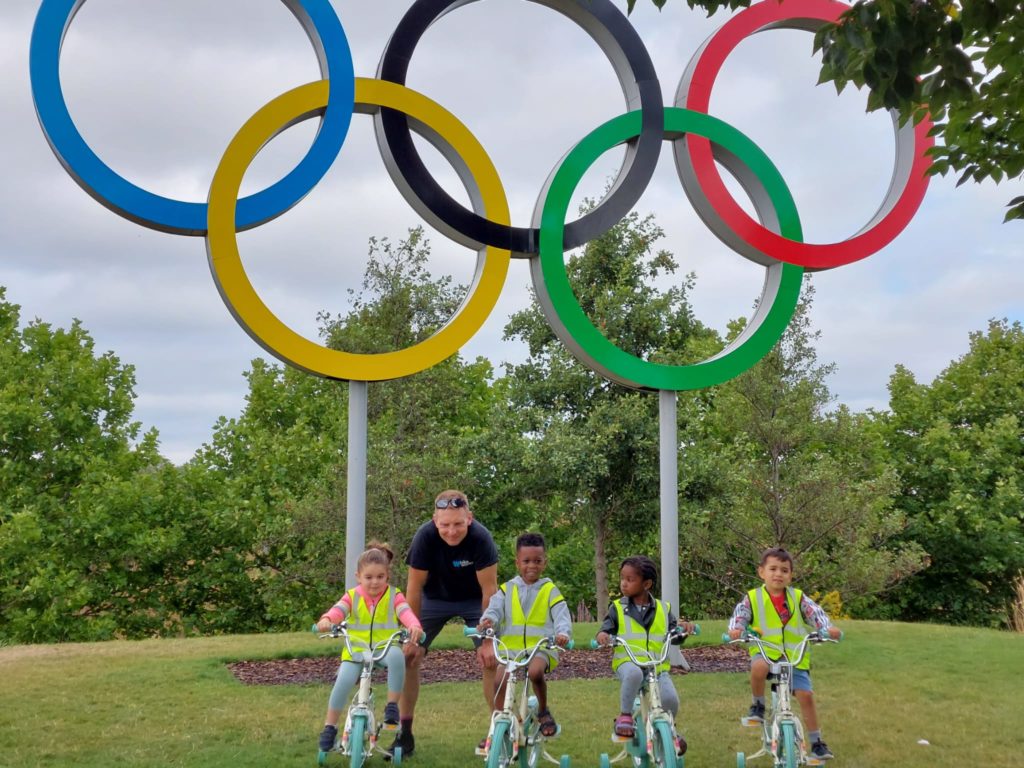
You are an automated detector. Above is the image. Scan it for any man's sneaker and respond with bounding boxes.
[383,702,400,727]
[385,730,414,761]
[810,740,834,760]
[742,702,765,726]
[318,724,338,752]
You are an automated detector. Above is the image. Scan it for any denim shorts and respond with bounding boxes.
[752,654,813,692]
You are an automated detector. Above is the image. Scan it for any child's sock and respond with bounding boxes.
[753,696,765,706]
[808,730,822,743]
[401,717,414,735]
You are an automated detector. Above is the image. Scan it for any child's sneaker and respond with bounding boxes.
[742,702,765,726]
[810,740,834,760]
[383,702,400,727]
[318,724,338,752]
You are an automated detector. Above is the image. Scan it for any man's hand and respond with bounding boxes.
[477,640,498,669]
[827,626,842,641]
[728,628,743,640]
[595,631,611,646]
[554,633,570,648]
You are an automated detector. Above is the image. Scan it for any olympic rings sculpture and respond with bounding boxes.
[29,0,933,390]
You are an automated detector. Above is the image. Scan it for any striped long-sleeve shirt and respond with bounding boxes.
[728,588,832,632]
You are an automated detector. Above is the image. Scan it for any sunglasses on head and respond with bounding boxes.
[435,497,467,509]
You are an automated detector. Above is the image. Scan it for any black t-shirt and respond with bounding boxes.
[406,519,499,602]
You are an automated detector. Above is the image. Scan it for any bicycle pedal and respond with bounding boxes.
[475,746,489,757]
[611,734,631,743]
[380,723,399,732]
[740,717,763,727]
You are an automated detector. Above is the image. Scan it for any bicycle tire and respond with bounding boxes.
[780,722,797,768]
[348,715,367,768]
[487,721,514,768]
[652,720,678,768]
[519,725,543,768]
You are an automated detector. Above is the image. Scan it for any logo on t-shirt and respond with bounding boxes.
[452,559,473,568]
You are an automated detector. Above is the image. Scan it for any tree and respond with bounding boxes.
[679,286,926,617]
[627,0,1024,221]
[501,209,716,616]
[879,319,1024,626]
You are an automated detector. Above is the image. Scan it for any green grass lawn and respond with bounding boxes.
[1,621,1021,767]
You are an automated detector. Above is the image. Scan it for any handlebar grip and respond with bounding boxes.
[312,623,319,634]
[463,626,479,637]
[590,639,600,650]
[837,630,844,642]
[691,624,701,636]
[721,633,732,644]
[565,639,575,651]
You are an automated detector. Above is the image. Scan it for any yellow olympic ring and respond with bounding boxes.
[206,78,511,381]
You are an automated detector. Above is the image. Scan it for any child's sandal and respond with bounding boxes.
[614,714,635,738]
[538,710,558,738]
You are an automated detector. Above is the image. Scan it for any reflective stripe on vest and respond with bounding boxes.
[499,580,562,652]
[341,586,400,662]
[611,598,669,674]
[748,586,809,670]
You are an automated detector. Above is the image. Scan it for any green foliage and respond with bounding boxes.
[679,286,926,617]
[879,319,1024,626]
[499,209,717,615]
[627,0,1024,221]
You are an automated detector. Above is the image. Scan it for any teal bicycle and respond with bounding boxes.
[315,623,413,768]
[464,627,573,768]
[723,630,840,768]
[592,625,699,768]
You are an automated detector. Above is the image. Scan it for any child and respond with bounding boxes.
[727,547,842,761]
[595,555,693,755]
[478,532,572,742]
[315,542,424,754]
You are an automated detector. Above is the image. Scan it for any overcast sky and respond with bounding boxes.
[2,0,1021,464]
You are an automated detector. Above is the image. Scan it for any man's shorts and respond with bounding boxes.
[419,596,484,652]
[752,654,813,692]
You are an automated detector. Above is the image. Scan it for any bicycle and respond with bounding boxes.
[314,622,416,768]
[722,630,840,768]
[463,626,574,768]
[592,625,699,768]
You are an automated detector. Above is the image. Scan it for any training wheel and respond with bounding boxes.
[317,749,328,766]
[393,745,402,765]
[736,752,746,768]
[559,756,571,768]
[599,754,611,768]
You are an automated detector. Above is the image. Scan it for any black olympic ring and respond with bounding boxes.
[375,0,664,257]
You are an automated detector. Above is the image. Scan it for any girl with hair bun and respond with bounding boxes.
[315,542,423,753]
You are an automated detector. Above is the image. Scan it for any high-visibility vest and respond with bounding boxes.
[748,586,810,670]
[611,597,670,674]
[499,580,565,670]
[341,586,401,662]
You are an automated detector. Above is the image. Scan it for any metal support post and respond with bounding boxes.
[659,389,686,668]
[346,380,368,589]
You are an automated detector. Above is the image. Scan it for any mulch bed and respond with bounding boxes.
[228,645,748,686]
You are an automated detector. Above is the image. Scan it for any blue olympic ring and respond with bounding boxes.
[29,0,355,236]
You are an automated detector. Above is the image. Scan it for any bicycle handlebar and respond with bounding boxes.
[590,625,698,667]
[314,622,416,661]
[465,628,572,667]
[723,628,840,668]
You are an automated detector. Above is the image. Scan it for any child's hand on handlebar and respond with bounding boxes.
[554,633,570,648]
[477,618,493,633]
[407,626,424,646]
[727,628,743,640]
[317,617,333,633]
[826,626,842,641]
[595,631,611,646]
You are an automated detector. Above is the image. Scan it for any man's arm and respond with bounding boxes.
[405,566,428,621]
[476,563,499,610]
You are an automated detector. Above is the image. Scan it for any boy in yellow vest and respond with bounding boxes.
[727,547,842,761]
[478,532,572,740]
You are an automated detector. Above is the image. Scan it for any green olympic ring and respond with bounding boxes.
[533,106,804,390]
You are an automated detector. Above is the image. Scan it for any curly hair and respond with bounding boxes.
[620,555,659,591]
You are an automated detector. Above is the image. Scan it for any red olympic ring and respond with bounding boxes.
[678,0,934,270]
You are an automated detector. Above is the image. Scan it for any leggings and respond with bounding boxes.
[328,646,405,711]
[616,663,679,717]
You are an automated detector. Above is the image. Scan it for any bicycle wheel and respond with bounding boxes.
[652,720,679,768]
[487,721,514,768]
[519,725,543,768]
[779,722,797,768]
[348,714,367,768]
